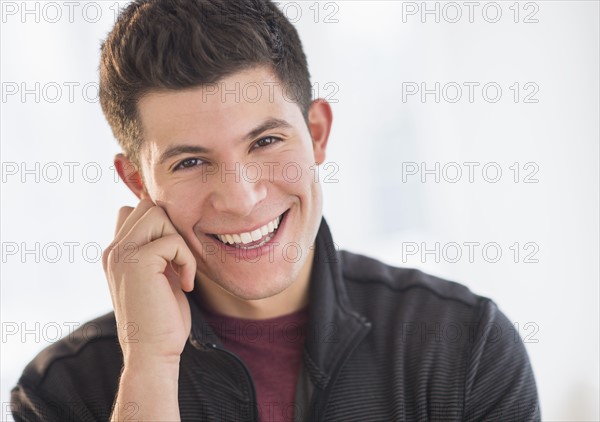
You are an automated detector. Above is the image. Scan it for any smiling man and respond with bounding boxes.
[11,1,540,421]
[133,66,328,319]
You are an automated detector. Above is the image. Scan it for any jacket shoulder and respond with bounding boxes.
[339,250,484,309]
[336,250,540,420]
[11,312,123,420]
[19,312,120,386]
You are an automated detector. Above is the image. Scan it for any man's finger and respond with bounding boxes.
[119,206,181,248]
[115,207,134,237]
[139,234,197,292]
[114,199,155,240]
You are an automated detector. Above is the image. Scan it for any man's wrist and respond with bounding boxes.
[122,355,181,380]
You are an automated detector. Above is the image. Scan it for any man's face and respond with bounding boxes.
[135,66,329,303]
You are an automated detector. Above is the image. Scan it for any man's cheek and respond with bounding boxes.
[159,211,203,254]
[197,241,219,262]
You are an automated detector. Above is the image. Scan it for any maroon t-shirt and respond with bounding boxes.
[202,306,309,422]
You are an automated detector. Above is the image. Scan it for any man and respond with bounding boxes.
[11,0,540,421]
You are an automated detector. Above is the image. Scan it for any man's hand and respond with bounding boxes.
[102,198,196,369]
[103,199,196,420]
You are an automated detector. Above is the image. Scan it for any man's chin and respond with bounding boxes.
[219,283,288,301]
[196,265,296,300]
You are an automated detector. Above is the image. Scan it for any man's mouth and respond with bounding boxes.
[208,211,287,250]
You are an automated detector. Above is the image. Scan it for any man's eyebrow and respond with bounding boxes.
[157,118,292,166]
[245,118,293,141]
[158,145,212,166]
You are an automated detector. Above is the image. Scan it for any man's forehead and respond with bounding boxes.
[137,66,291,118]
[139,98,298,149]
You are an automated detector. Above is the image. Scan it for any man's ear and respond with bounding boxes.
[114,153,150,200]
[307,99,333,165]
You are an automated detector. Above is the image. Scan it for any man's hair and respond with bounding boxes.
[99,0,312,167]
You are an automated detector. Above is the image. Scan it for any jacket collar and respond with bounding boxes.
[302,217,371,388]
[186,217,371,388]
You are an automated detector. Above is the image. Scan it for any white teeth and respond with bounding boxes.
[250,229,262,241]
[213,213,284,247]
[241,232,253,244]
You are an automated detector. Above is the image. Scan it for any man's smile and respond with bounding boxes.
[206,209,289,250]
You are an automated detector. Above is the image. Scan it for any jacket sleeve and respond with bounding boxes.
[10,382,70,422]
[10,380,105,422]
[462,300,541,421]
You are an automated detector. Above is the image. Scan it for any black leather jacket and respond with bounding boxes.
[11,218,540,421]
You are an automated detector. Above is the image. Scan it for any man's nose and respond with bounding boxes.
[208,161,267,217]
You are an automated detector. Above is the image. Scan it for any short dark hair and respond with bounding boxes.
[99,0,312,167]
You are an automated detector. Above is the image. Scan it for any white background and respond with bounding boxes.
[1,1,599,420]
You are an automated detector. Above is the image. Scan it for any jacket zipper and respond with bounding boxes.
[205,342,259,422]
[308,320,372,421]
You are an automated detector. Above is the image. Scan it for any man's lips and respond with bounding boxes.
[205,210,289,248]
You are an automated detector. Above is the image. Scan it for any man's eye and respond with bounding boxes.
[253,136,282,149]
[174,158,204,171]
